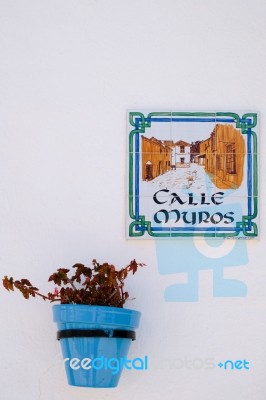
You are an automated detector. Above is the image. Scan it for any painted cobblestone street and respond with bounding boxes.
[140,163,214,195]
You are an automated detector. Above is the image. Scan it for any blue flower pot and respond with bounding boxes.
[53,304,141,388]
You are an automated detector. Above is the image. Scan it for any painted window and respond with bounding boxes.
[226,144,236,174]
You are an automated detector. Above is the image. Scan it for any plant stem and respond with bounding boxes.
[32,291,51,301]
[67,278,78,291]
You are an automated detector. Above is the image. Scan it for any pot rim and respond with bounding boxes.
[52,304,141,330]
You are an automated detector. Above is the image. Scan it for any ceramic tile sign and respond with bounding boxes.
[127,111,259,239]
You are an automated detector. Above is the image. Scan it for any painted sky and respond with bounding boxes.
[142,119,238,143]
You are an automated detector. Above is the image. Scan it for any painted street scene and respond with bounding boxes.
[141,162,213,193]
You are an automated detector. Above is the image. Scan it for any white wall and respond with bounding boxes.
[0,1,266,399]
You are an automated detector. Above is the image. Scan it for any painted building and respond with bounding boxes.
[141,136,172,181]
[171,140,191,168]
[197,124,245,189]
[197,138,211,168]
[190,141,201,163]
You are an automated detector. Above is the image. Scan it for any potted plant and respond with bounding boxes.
[2,259,145,388]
